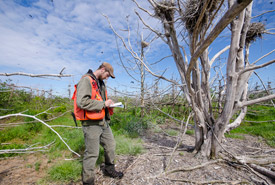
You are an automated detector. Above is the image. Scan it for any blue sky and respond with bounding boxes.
[0,0,274,97]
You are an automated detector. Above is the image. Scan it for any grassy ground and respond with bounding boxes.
[0,110,144,184]
[226,104,275,147]
[1,84,274,183]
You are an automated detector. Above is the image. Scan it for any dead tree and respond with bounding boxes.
[104,14,179,118]
[134,0,275,158]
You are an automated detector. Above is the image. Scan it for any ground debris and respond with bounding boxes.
[0,126,274,185]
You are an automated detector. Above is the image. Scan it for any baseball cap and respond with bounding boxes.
[102,62,115,78]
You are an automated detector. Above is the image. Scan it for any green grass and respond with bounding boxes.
[225,133,245,140]
[114,134,143,155]
[230,122,275,147]
[46,160,82,182]
[185,130,194,136]
[166,129,178,136]
[35,161,41,171]
[110,109,149,138]
[227,104,275,147]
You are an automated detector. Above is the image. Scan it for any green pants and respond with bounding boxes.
[82,123,116,184]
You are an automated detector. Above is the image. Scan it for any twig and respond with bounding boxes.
[134,10,168,44]
[166,113,192,170]
[251,49,275,65]
[164,159,224,175]
[253,71,275,108]
[252,10,275,19]
[161,177,249,184]
[132,0,154,17]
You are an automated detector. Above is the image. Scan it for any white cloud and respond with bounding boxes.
[0,0,274,95]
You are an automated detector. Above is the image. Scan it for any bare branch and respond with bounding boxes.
[0,140,55,154]
[238,94,275,107]
[107,86,138,97]
[114,36,140,82]
[164,159,224,175]
[263,31,275,35]
[0,71,72,78]
[250,164,275,180]
[225,107,247,133]
[150,55,173,65]
[166,113,193,170]
[59,67,65,75]
[209,45,230,66]
[161,177,249,185]
[253,71,275,108]
[104,13,180,86]
[252,10,275,19]
[239,59,275,75]
[4,84,52,94]
[0,110,71,128]
[251,49,275,65]
[132,0,154,17]
[134,10,168,44]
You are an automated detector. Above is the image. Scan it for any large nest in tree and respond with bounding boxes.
[182,0,221,33]
[153,1,175,22]
[246,22,265,45]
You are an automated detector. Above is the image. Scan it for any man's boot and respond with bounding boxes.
[103,164,124,179]
[83,178,94,185]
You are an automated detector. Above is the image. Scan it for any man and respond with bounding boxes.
[72,62,123,185]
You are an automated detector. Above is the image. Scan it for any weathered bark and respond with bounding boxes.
[140,45,145,118]
[249,164,275,180]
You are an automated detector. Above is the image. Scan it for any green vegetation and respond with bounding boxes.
[115,134,143,155]
[0,80,145,184]
[166,129,178,136]
[0,80,274,184]
[35,161,41,171]
[225,133,245,140]
[110,107,150,137]
[185,129,194,136]
[227,104,275,146]
[47,160,82,182]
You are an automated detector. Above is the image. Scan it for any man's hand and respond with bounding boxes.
[105,99,114,107]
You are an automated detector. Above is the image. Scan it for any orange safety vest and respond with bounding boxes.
[72,75,113,120]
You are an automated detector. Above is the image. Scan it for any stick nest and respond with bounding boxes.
[246,22,265,45]
[182,0,221,33]
[154,1,175,22]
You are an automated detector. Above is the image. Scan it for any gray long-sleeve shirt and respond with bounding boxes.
[76,72,110,126]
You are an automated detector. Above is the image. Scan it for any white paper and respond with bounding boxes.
[110,102,124,108]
